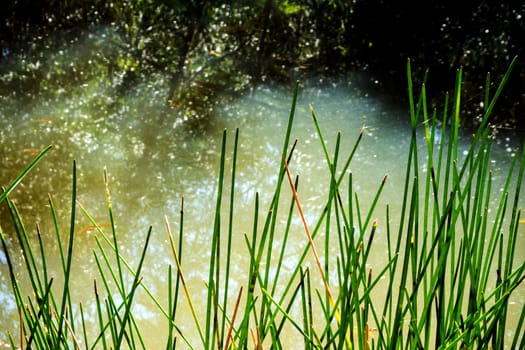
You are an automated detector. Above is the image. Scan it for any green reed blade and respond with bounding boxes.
[436,90,449,175]
[79,302,90,350]
[103,168,126,297]
[104,298,118,346]
[269,175,298,301]
[269,269,308,345]
[48,194,67,282]
[0,145,52,204]
[237,193,259,348]
[92,246,125,332]
[257,81,299,271]
[309,102,362,241]
[125,308,147,350]
[93,280,108,350]
[309,104,333,174]
[166,199,185,350]
[165,217,203,348]
[452,67,462,163]
[93,235,125,297]
[454,60,516,193]
[0,227,24,314]
[79,202,175,324]
[381,62,420,334]
[173,197,185,326]
[1,229,37,348]
[406,58,417,130]
[115,227,151,348]
[346,172,354,245]
[261,288,314,345]
[299,267,312,349]
[510,301,525,349]
[325,132,341,288]
[388,181,419,349]
[333,179,347,275]
[91,234,143,347]
[362,175,388,235]
[220,128,239,347]
[484,72,491,112]
[205,128,227,349]
[8,213,60,346]
[35,225,49,299]
[422,90,434,240]
[166,264,176,350]
[56,160,77,347]
[505,140,525,275]
[256,82,299,333]
[441,71,462,213]
[25,300,43,348]
[5,199,46,300]
[444,241,466,336]
[445,269,525,348]
[25,277,54,348]
[478,56,517,131]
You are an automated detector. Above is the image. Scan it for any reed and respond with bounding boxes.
[1,59,523,349]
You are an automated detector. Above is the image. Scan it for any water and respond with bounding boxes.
[1,42,524,347]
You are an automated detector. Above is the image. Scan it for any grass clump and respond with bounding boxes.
[1,59,524,349]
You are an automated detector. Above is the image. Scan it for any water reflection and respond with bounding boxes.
[1,72,524,347]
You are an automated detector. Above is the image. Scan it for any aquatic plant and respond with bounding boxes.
[1,59,523,349]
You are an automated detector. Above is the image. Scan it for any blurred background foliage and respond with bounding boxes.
[1,0,524,130]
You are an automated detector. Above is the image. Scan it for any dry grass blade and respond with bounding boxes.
[283,158,339,304]
[282,156,354,348]
[224,286,243,350]
[250,327,262,350]
[60,311,82,350]
[282,156,335,307]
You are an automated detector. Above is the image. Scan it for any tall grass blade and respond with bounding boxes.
[115,227,152,348]
[0,145,53,204]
